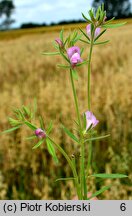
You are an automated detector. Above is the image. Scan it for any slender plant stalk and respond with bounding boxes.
[47,136,81,199]
[70,69,87,199]
[87,30,95,110]
[86,29,95,178]
[70,69,81,128]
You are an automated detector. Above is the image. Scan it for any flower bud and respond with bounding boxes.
[55,38,64,48]
[35,128,46,139]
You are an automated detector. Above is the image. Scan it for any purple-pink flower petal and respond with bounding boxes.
[67,46,80,59]
[35,128,46,139]
[86,24,91,38]
[86,24,101,39]
[85,111,99,131]
[94,27,101,39]
[70,53,82,65]
[67,46,82,67]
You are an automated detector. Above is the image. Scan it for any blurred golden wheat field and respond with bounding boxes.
[0,22,132,199]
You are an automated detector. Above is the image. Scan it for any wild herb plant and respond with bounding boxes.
[2,4,127,200]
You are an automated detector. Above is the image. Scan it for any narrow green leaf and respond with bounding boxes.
[8,118,22,127]
[81,13,92,23]
[84,134,110,143]
[57,64,70,69]
[64,37,68,46]
[96,6,101,20]
[55,177,75,182]
[18,109,25,120]
[47,121,53,134]
[104,17,115,24]
[33,98,37,119]
[83,113,87,130]
[25,121,37,130]
[84,174,88,199]
[25,135,36,140]
[79,28,90,41]
[72,69,78,80]
[73,34,82,43]
[46,138,58,164]
[80,39,90,44]
[1,126,21,134]
[13,108,21,119]
[76,59,89,67]
[42,51,60,56]
[60,51,70,63]
[32,139,44,149]
[101,3,104,11]
[80,47,84,55]
[22,106,30,116]
[94,40,110,45]
[94,29,107,42]
[39,116,45,130]
[52,41,59,50]
[88,9,95,21]
[59,29,64,42]
[88,185,112,200]
[102,22,126,28]
[91,173,128,179]
[61,124,79,143]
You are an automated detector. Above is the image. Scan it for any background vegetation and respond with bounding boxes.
[0,20,132,199]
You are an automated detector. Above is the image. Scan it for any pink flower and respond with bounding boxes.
[35,128,46,139]
[85,111,99,131]
[55,38,63,47]
[86,24,101,39]
[67,46,82,67]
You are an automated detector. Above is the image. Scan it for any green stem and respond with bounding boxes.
[80,137,87,199]
[70,69,81,128]
[70,69,87,199]
[86,141,92,176]
[48,136,81,199]
[87,28,95,179]
[88,31,94,110]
